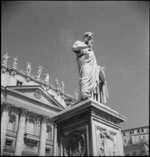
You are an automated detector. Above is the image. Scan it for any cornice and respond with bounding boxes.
[8,85,66,109]
[1,64,75,100]
[5,87,63,112]
[2,102,52,122]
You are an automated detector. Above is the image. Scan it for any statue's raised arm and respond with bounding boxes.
[72,32,108,104]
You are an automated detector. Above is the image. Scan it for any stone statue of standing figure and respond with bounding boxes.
[44,72,50,84]
[13,56,18,69]
[2,53,10,66]
[72,32,108,104]
[36,66,43,79]
[27,61,31,76]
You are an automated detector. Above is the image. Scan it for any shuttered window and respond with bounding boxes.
[35,121,40,136]
[7,115,16,131]
[26,122,34,134]
[46,124,53,140]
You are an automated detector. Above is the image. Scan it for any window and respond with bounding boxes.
[143,136,145,140]
[16,80,23,86]
[130,130,134,134]
[35,120,40,136]
[137,129,140,133]
[123,132,126,136]
[7,114,16,131]
[142,128,144,132]
[5,139,13,147]
[124,139,126,143]
[26,119,35,135]
[132,151,137,156]
[46,124,53,140]
[45,147,52,156]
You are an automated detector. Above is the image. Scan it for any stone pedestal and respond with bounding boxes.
[51,98,126,156]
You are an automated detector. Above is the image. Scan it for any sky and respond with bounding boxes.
[1,1,149,130]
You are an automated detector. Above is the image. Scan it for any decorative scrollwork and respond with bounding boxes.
[2,103,12,112]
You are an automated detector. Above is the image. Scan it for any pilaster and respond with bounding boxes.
[39,116,47,156]
[1,103,11,155]
[14,108,28,156]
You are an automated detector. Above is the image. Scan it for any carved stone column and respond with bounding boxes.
[1,103,11,155]
[53,123,58,156]
[14,108,28,156]
[39,116,47,156]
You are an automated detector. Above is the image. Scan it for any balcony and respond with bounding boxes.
[24,133,39,142]
[46,139,53,146]
[6,130,17,138]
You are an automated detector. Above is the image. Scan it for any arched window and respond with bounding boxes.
[46,124,53,140]
[7,114,16,131]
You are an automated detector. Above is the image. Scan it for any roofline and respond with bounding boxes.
[124,141,147,148]
[121,126,149,132]
[5,87,64,111]
[1,64,75,100]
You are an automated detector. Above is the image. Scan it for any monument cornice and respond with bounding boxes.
[51,99,126,124]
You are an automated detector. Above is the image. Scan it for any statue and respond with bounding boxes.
[27,61,31,76]
[74,89,78,100]
[2,53,10,66]
[36,66,43,79]
[55,78,60,91]
[60,81,65,93]
[97,130,115,156]
[12,56,18,69]
[72,32,108,103]
[44,72,50,84]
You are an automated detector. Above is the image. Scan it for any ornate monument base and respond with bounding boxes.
[51,98,126,156]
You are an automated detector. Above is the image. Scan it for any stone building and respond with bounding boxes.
[1,53,126,156]
[121,126,149,156]
[1,59,76,156]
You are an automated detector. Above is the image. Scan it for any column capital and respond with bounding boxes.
[10,106,20,115]
[19,108,28,117]
[26,113,39,123]
[1,103,12,112]
[40,116,49,124]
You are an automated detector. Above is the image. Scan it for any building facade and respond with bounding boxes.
[121,126,149,156]
[1,58,76,156]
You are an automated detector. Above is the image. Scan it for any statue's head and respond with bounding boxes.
[83,32,94,42]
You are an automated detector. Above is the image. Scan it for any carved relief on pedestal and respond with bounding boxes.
[63,131,86,156]
[96,127,117,156]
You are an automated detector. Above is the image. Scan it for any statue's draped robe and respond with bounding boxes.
[73,41,108,104]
